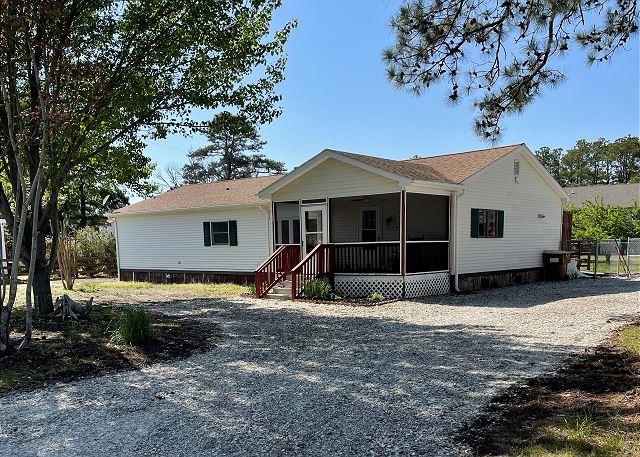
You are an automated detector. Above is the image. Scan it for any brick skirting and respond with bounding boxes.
[454,267,545,292]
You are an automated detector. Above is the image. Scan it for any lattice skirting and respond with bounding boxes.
[404,272,450,298]
[334,275,405,299]
[334,272,450,299]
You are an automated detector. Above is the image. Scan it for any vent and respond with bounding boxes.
[513,159,520,175]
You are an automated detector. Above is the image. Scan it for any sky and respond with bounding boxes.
[145,0,640,178]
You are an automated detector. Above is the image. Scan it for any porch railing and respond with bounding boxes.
[255,244,300,298]
[290,244,334,299]
[333,242,400,274]
[406,241,449,273]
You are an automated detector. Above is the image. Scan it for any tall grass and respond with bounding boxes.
[114,307,153,346]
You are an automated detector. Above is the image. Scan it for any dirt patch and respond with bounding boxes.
[0,305,220,397]
[457,324,640,455]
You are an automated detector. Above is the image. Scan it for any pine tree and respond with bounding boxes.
[182,112,285,183]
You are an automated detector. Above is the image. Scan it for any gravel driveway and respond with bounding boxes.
[1,278,638,456]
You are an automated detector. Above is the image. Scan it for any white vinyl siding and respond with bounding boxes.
[272,157,400,201]
[456,149,562,274]
[115,206,268,273]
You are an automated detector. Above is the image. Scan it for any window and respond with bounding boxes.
[203,220,238,246]
[212,221,229,245]
[358,206,380,242]
[280,220,290,244]
[471,209,504,238]
[277,218,300,245]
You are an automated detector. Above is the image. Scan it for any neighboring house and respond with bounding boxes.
[565,183,640,207]
[111,143,569,297]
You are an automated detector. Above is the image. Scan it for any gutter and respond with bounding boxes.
[108,202,267,218]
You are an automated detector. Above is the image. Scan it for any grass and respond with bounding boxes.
[8,278,249,309]
[521,413,637,456]
[617,325,640,358]
[517,324,640,457]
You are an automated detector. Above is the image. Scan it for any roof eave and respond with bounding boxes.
[110,202,264,218]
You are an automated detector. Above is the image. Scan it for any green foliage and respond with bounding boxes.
[368,293,384,301]
[569,200,640,240]
[182,111,285,184]
[247,283,257,296]
[618,325,640,359]
[303,280,332,300]
[74,228,116,259]
[535,136,640,186]
[0,0,296,313]
[384,1,638,140]
[114,307,153,346]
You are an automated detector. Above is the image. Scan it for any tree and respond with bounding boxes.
[384,0,638,140]
[534,147,563,183]
[59,149,156,229]
[535,136,640,186]
[569,200,640,240]
[609,136,640,183]
[0,0,295,342]
[155,162,184,191]
[182,111,285,183]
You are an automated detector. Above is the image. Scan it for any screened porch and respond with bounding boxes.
[273,191,449,275]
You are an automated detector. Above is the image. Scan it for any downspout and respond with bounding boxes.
[452,189,465,292]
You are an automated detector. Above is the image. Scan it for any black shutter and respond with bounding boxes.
[497,210,504,238]
[229,220,238,246]
[470,209,479,238]
[203,222,211,246]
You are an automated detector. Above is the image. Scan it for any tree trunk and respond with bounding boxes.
[79,180,87,228]
[33,232,52,315]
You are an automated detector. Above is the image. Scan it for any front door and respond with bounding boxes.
[302,204,328,254]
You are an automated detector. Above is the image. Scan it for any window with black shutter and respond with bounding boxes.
[470,209,504,238]
[203,220,238,246]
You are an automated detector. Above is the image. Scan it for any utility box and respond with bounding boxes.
[543,250,572,281]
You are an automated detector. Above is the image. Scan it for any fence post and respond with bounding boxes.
[628,237,632,277]
[594,240,598,278]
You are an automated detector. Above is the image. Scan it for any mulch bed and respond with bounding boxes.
[0,306,220,397]
[456,324,640,455]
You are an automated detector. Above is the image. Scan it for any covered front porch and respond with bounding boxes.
[254,149,461,299]
[265,191,451,298]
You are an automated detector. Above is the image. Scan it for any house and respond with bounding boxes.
[111,143,569,298]
[565,183,640,207]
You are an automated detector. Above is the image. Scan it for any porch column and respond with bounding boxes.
[400,190,406,275]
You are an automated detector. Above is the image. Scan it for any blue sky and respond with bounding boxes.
[146,0,640,175]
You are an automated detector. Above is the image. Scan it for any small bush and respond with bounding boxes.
[369,292,384,301]
[303,280,332,300]
[114,307,153,346]
[247,283,256,296]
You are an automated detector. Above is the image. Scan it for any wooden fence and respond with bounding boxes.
[1,256,117,279]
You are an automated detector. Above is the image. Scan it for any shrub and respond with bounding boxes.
[369,292,384,301]
[247,283,256,296]
[75,227,117,258]
[114,307,153,346]
[303,279,332,300]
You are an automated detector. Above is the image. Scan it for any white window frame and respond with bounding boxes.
[357,205,382,242]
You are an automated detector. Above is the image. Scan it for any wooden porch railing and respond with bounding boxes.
[254,244,300,298]
[290,244,334,299]
[333,242,400,273]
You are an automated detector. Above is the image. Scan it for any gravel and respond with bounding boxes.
[1,278,638,456]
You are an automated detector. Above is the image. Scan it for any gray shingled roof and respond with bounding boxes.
[565,183,640,206]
